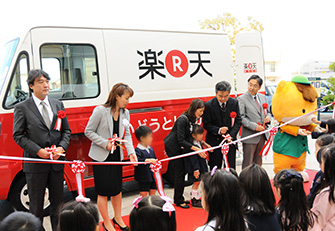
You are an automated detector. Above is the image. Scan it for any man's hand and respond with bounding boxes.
[264,117,271,124]
[194,170,200,179]
[194,147,207,158]
[37,149,50,159]
[220,127,228,135]
[255,125,265,132]
[51,147,64,160]
[129,154,138,166]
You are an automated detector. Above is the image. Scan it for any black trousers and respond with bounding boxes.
[208,145,236,170]
[170,158,186,204]
[25,168,64,231]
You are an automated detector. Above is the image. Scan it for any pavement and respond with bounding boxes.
[39,112,332,230]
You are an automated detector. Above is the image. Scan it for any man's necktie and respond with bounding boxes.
[254,96,261,112]
[41,101,51,129]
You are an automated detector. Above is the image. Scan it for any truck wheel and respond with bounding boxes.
[8,176,50,216]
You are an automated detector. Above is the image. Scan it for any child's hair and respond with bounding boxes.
[135,125,153,141]
[316,134,335,147]
[326,119,335,134]
[321,144,335,203]
[0,200,15,222]
[191,124,204,135]
[274,169,314,231]
[202,169,246,231]
[317,146,329,164]
[58,201,99,231]
[228,168,238,178]
[239,164,275,216]
[130,195,176,231]
[0,211,42,231]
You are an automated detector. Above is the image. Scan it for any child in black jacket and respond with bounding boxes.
[134,125,157,197]
[184,124,209,208]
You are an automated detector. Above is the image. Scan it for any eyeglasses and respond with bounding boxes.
[248,83,260,89]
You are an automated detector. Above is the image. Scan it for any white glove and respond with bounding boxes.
[298,128,310,136]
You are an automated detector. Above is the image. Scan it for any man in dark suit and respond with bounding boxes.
[203,81,242,169]
[13,69,71,231]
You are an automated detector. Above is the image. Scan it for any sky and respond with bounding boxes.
[0,0,334,79]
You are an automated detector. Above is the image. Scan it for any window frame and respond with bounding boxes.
[39,43,101,101]
[3,51,30,110]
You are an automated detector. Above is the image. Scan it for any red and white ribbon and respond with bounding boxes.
[230,111,237,127]
[108,134,128,154]
[71,160,90,202]
[221,144,230,171]
[259,127,278,156]
[150,161,165,196]
[54,110,66,131]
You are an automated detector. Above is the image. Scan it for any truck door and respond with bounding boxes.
[235,31,265,94]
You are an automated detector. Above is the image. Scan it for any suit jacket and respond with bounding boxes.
[84,105,135,162]
[164,113,194,157]
[134,146,156,182]
[13,97,71,173]
[203,97,242,146]
[238,92,270,144]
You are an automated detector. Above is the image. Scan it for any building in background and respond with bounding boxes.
[297,60,335,79]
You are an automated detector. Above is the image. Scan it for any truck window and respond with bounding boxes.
[40,44,99,100]
[4,53,29,108]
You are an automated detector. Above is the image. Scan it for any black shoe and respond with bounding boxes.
[176,203,190,209]
[102,223,109,231]
[191,198,202,208]
[112,218,129,231]
[184,200,191,205]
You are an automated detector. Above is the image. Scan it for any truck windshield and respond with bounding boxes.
[0,38,19,94]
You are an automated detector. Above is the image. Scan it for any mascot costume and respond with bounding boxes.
[272,76,321,181]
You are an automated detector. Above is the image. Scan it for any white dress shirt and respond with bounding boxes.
[32,94,54,123]
[137,143,151,153]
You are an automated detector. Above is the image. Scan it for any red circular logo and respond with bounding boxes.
[165,50,188,78]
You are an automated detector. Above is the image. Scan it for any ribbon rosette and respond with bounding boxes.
[262,103,268,116]
[221,144,230,171]
[160,196,176,212]
[259,127,278,157]
[230,111,237,127]
[71,160,90,202]
[150,161,165,196]
[54,110,66,131]
[108,134,128,154]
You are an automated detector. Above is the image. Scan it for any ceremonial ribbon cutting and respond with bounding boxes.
[0,101,334,200]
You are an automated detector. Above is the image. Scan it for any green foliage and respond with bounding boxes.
[329,62,335,72]
[199,13,264,60]
[321,77,335,109]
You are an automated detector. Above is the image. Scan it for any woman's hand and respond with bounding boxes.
[192,146,207,159]
[129,154,138,166]
[106,140,116,152]
[194,170,200,179]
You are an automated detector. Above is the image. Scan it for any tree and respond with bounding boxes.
[329,62,335,72]
[321,76,335,109]
[199,13,264,60]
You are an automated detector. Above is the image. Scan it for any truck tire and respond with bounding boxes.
[8,175,50,216]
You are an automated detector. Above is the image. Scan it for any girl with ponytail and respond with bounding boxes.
[274,169,315,231]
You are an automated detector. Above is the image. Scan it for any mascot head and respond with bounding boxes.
[272,75,318,126]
